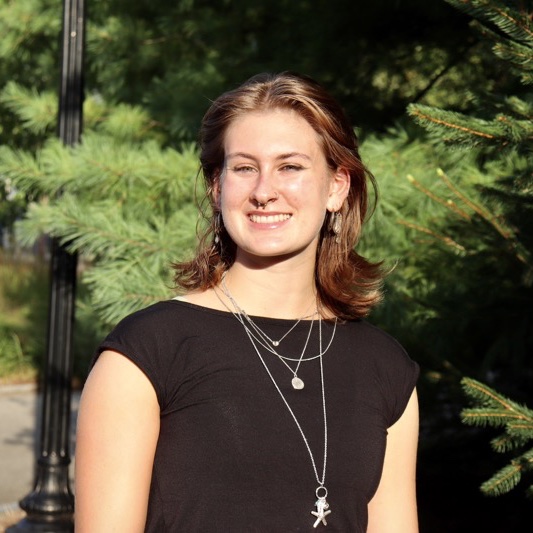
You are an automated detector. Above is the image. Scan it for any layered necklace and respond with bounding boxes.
[219,276,337,390]
[217,277,337,528]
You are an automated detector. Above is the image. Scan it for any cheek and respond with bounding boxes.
[219,179,250,209]
[285,175,331,207]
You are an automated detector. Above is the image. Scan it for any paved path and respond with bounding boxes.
[0,384,80,509]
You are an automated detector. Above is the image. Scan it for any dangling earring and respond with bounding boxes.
[214,212,222,245]
[329,211,342,244]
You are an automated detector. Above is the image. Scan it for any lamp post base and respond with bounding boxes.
[6,517,73,533]
[6,461,74,533]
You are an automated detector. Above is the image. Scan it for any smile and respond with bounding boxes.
[249,214,291,223]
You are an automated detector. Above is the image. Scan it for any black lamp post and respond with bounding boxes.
[7,0,85,531]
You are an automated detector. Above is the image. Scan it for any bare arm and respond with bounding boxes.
[367,388,419,533]
[75,350,160,532]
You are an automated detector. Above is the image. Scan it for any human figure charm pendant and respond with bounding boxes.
[311,494,331,528]
[291,376,305,390]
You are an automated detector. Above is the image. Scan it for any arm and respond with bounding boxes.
[74,350,160,532]
[367,388,419,533]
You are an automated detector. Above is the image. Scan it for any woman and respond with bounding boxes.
[75,72,419,532]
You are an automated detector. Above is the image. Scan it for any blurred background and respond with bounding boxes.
[0,0,532,531]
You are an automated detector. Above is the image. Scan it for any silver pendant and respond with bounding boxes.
[291,376,305,390]
[311,495,331,528]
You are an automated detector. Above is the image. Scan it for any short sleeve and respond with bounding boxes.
[386,350,419,427]
[91,303,175,407]
[360,321,419,428]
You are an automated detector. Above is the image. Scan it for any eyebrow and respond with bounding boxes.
[226,152,312,161]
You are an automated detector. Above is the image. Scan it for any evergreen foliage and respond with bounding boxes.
[404,0,533,498]
[0,0,498,142]
[461,377,533,497]
[0,104,200,324]
[409,103,533,148]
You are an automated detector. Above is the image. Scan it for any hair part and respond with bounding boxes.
[173,71,383,319]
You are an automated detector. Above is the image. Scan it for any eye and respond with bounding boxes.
[230,165,257,174]
[280,164,304,172]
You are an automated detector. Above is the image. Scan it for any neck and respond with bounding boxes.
[223,260,317,319]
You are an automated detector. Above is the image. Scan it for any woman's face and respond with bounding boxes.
[217,108,349,267]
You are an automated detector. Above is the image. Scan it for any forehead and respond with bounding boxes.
[224,108,323,158]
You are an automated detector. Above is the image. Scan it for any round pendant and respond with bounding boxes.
[273,341,279,347]
[292,376,305,390]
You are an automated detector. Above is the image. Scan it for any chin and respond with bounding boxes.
[238,244,315,263]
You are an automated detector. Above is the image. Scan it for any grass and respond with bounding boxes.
[0,327,36,383]
[0,250,47,383]
[0,248,103,385]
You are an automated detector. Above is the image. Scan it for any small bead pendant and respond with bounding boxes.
[292,376,305,390]
[273,341,279,346]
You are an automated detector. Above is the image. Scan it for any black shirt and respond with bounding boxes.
[96,299,419,532]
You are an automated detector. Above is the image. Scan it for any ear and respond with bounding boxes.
[326,166,350,212]
[212,172,222,208]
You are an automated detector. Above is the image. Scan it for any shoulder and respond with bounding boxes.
[97,298,234,364]
[93,300,216,409]
[359,319,417,374]
[112,300,185,330]
[108,299,228,338]
[337,319,419,425]
[339,319,410,361]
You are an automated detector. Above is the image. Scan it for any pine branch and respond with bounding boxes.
[461,377,533,496]
[0,81,57,134]
[408,104,533,147]
[406,174,472,220]
[17,194,198,261]
[436,168,531,266]
[445,0,533,86]
[517,70,533,84]
[397,219,467,252]
[400,166,531,267]
[461,408,527,428]
[0,0,61,57]
[82,259,176,325]
[490,432,530,453]
[98,103,157,141]
[0,145,46,194]
[493,38,533,70]
[0,133,199,209]
[445,0,533,45]
[481,448,533,497]
[481,462,523,496]
[461,377,529,412]
[502,95,533,120]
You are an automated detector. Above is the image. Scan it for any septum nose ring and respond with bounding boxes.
[256,192,279,208]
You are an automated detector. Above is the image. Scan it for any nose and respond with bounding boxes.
[250,170,278,207]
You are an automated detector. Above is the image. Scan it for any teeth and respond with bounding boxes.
[249,214,291,223]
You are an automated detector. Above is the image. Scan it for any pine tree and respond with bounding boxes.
[0,100,201,325]
[406,0,533,497]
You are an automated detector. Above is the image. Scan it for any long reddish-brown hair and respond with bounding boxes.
[173,72,383,319]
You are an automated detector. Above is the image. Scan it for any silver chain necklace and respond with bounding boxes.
[240,313,315,390]
[218,280,337,388]
[243,321,332,528]
[221,275,316,347]
[245,317,338,363]
[217,284,315,389]
[216,281,333,527]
